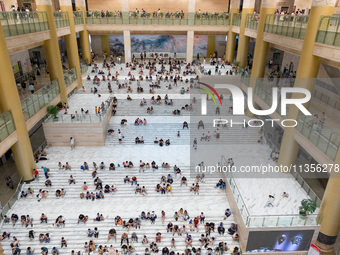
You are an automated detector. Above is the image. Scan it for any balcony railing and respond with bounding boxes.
[254,79,290,116]
[86,13,123,24]
[264,14,309,40]
[64,67,77,87]
[0,11,49,37]
[221,156,320,227]
[296,112,340,161]
[314,88,340,112]
[85,11,229,25]
[194,13,229,25]
[232,13,241,26]
[53,11,70,28]
[245,13,260,30]
[0,111,16,142]
[73,11,84,25]
[45,97,113,123]
[21,79,60,121]
[316,16,340,47]
[80,60,88,74]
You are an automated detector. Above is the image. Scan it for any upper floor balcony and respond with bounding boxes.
[264,14,309,40]
[74,11,84,25]
[316,16,340,47]
[0,11,49,37]
[232,13,241,27]
[245,13,259,31]
[85,11,229,26]
[0,111,15,143]
[53,11,70,28]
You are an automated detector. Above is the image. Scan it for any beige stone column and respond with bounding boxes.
[60,0,83,88]
[75,0,92,64]
[188,0,195,25]
[36,0,68,103]
[186,31,194,63]
[236,0,255,67]
[123,30,131,63]
[225,0,240,63]
[0,19,36,181]
[122,0,129,24]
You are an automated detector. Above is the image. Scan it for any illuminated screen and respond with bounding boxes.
[246,230,314,252]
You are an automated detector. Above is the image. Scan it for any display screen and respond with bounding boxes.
[246,230,315,252]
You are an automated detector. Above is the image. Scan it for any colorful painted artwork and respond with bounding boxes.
[109,34,209,56]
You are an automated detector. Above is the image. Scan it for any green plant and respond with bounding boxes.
[107,12,113,17]
[174,12,180,18]
[159,12,164,18]
[47,105,59,118]
[146,12,151,18]
[218,14,224,19]
[94,11,100,18]
[209,13,214,19]
[133,12,138,18]
[299,199,317,216]
[196,13,201,19]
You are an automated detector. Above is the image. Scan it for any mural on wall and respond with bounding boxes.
[108,35,209,57]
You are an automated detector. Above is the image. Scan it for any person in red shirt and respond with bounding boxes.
[131,176,137,185]
[193,217,199,232]
[33,169,39,180]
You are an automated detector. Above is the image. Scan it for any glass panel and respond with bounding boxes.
[1,11,49,37]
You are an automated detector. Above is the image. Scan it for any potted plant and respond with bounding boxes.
[159,12,164,19]
[47,105,60,119]
[94,11,100,18]
[299,199,317,219]
[196,13,201,19]
[133,12,138,19]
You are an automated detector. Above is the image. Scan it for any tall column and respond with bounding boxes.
[186,31,194,63]
[101,35,111,56]
[207,36,216,58]
[36,0,68,103]
[60,0,83,89]
[123,30,131,63]
[75,0,92,64]
[316,171,340,255]
[236,0,255,67]
[0,20,36,181]
[122,0,129,24]
[277,0,336,168]
[245,0,277,117]
[188,0,195,25]
[225,0,240,63]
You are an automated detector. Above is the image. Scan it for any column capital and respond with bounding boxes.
[35,0,52,5]
[312,0,337,7]
[59,0,72,7]
[243,0,256,9]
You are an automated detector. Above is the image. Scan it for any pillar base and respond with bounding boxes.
[315,232,338,255]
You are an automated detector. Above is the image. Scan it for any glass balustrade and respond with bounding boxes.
[245,13,260,30]
[85,11,229,25]
[0,111,16,142]
[316,16,340,47]
[194,13,229,25]
[45,97,113,123]
[296,112,340,161]
[232,13,241,26]
[73,11,84,25]
[265,14,309,40]
[21,79,60,121]
[0,11,49,37]
[53,11,69,28]
[222,157,320,227]
[64,67,77,87]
